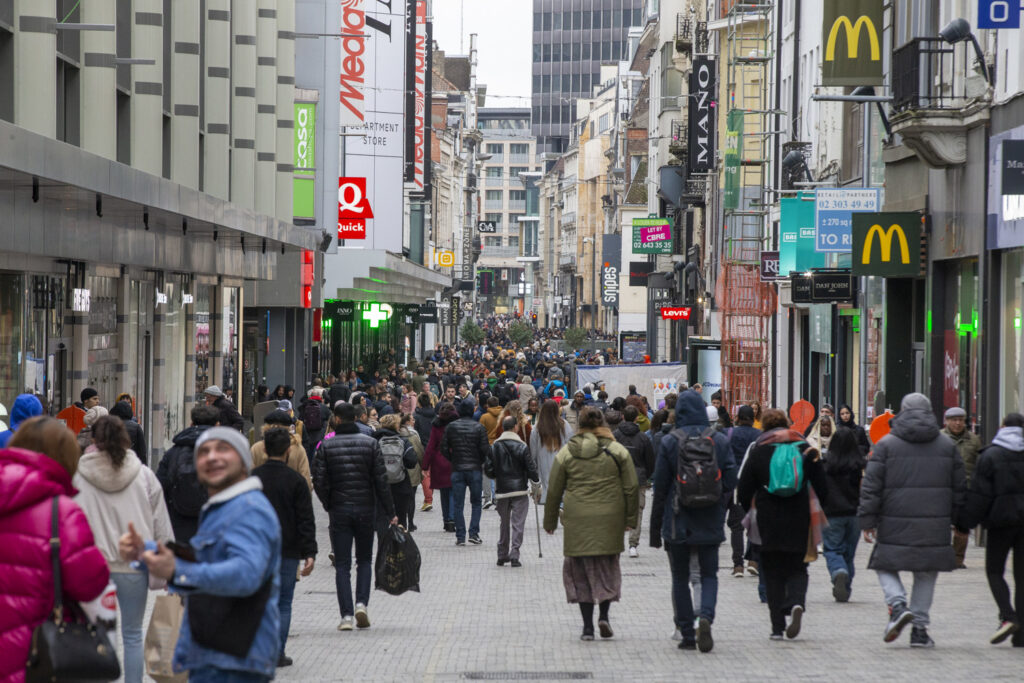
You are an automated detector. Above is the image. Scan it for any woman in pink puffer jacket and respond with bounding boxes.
[0,416,110,683]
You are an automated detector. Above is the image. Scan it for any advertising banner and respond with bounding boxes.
[620,332,647,363]
[404,0,428,191]
[337,177,374,240]
[724,109,743,211]
[575,364,686,408]
[988,127,1024,249]
[815,188,883,253]
[632,218,673,254]
[759,250,782,281]
[822,0,884,86]
[601,239,621,308]
[687,57,716,175]
[339,0,367,127]
[780,195,827,275]
[293,102,316,220]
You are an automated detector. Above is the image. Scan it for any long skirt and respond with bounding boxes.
[562,554,622,604]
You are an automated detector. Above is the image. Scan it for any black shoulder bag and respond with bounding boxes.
[26,497,121,682]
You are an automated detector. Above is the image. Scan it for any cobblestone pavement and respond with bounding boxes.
[271,490,1022,682]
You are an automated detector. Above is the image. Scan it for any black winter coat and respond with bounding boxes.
[737,431,828,555]
[122,419,148,462]
[213,396,245,432]
[413,407,436,448]
[959,427,1024,530]
[484,434,539,494]
[253,459,318,560]
[613,422,655,483]
[155,424,212,542]
[312,423,396,518]
[857,406,966,572]
[822,451,865,518]
[328,382,351,406]
[440,417,490,472]
[729,425,762,468]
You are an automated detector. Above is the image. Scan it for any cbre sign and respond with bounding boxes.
[688,57,716,175]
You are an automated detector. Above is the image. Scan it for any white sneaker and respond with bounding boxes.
[672,628,683,642]
[628,546,638,558]
[354,603,370,629]
[337,616,354,631]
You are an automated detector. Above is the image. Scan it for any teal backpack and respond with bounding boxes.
[766,442,805,496]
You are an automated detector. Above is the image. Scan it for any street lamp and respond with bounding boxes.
[939,18,994,86]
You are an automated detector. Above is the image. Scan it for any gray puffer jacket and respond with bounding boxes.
[858,393,966,572]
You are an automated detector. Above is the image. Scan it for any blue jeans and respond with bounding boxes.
[329,508,375,618]
[111,571,148,683]
[188,668,271,683]
[450,469,482,541]
[666,543,719,639]
[278,557,299,654]
[822,515,860,588]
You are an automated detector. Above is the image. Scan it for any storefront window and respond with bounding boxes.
[1001,250,1023,417]
[221,287,239,407]
[159,281,186,457]
[194,285,211,398]
[0,273,24,417]
[939,260,979,418]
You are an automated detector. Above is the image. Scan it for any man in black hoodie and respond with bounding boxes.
[615,405,655,558]
[110,400,147,462]
[441,399,490,546]
[156,404,219,541]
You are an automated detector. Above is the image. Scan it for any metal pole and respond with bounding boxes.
[858,101,871,422]
[534,498,543,558]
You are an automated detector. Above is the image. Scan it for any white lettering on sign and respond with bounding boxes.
[339,0,366,126]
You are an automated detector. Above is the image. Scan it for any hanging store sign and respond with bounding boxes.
[602,240,621,308]
[723,109,743,211]
[293,101,317,221]
[822,0,884,86]
[978,0,1022,29]
[632,218,673,254]
[629,261,654,287]
[362,303,393,328]
[338,177,374,240]
[815,188,883,253]
[339,0,367,126]
[687,57,717,175]
[301,250,315,309]
[336,300,356,322]
[791,274,813,303]
[661,307,693,320]
[780,194,828,274]
[404,0,429,191]
[811,271,855,303]
[419,301,438,324]
[72,288,91,312]
[477,221,498,233]
[989,129,1024,248]
[759,250,782,281]
[851,212,923,277]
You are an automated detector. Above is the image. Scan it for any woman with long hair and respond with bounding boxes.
[72,416,173,683]
[750,401,764,430]
[492,399,532,443]
[820,426,866,602]
[530,400,572,504]
[543,407,639,641]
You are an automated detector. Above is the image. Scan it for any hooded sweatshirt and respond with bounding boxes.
[73,449,174,571]
[959,426,1024,530]
[0,394,43,448]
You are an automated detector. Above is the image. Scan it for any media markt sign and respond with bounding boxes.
[632,218,673,254]
[822,0,883,86]
[851,212,922,277]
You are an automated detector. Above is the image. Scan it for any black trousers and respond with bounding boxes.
[391,485,414,529]
[727,502,745,568]
[986,525,1024,628]
[760,550,808,635]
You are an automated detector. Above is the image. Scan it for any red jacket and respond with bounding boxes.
[0,448,110,683]
[422,423,453,489]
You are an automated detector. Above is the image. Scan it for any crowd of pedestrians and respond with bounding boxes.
[1,321,1023,682]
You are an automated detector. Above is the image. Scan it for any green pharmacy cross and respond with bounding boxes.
[363,303,393,328]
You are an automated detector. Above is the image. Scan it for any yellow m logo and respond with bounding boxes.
[825,15,881,62]
[862,224,910,265]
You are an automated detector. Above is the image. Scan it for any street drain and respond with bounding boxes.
[462,674,592,681]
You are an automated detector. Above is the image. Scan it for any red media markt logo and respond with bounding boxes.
[338,178,374,240]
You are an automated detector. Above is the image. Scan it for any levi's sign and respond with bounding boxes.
[661,307,692,320]
[822,0,883,86]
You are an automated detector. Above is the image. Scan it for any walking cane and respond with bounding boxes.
[534,497,543,558]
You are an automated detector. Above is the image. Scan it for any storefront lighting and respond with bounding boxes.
[362,303,392,328]
[1015,316,1021,331]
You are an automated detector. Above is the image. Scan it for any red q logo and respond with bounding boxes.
[337,178,375,219]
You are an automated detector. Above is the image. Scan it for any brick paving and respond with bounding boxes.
[272,490,1023,682]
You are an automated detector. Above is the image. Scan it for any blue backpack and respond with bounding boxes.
[766,442,805,497]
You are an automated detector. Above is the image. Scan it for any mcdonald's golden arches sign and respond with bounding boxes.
[851,212,922,277]
[822,0,884,86]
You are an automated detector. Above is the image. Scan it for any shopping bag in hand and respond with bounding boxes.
[374,525,421,596]
[145,594,187,683]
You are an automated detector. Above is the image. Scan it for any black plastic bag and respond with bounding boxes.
[374,525,421,595]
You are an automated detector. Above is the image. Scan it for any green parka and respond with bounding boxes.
[942,427,982,484]
[543,429,639,557]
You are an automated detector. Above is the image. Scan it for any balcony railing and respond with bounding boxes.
[892,38,978,113]
[485,176,504,187]
[484,198,504,210]
[480,245,520,258]
[560,211,577,226]
[508,199,527,211]
[676,14,692,53]
[508,152,531,164]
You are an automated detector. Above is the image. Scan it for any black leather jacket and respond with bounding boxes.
[440,417,490,472]
[312,423,395,517]
[484,434,539,494]
[613,421,655,483]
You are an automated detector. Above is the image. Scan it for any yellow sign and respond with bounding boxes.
[435,250,455,267]
[861,224,909,265]
[825,16,880,62]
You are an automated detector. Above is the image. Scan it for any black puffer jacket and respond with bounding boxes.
[959,427,1024,530]
[414,406,436,447]
[484,433,539,494]
[613,421,655,483]
[858,393,966,572]
[213,396,245,432]
[822,450,865,518]
[312,423,395,517]
[440,417,490,472]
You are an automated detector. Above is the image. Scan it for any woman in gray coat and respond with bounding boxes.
[858,393,966,649]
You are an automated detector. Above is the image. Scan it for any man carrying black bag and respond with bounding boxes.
[120,427,282,682]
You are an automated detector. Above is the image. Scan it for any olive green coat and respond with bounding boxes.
[543,431,639,557]
[942,427,982,484]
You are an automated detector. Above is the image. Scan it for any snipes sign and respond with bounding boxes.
[851,212,922,277]
[822,0,883,86]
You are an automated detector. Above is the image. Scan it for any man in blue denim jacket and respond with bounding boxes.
[122,427,282,682]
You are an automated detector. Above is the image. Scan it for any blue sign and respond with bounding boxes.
[815,188,883,253]
[979,0,1021,28]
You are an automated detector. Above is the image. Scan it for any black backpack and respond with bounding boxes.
[170,449,208,517]
[669,427,722,510]
[302,401,323,431]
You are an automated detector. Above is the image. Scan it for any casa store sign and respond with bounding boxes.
[661,307,693,320]
[338,177,374,240]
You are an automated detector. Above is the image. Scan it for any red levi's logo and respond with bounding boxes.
[661,307,692,320]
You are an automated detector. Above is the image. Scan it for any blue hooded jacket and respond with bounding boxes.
[0,394,44,448]
[650,391,737,546]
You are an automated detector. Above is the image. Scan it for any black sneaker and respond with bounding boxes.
[598,619,613,639]
[786,605,803,639]
[277,654,293,667]
[497,559,507,566]
[991,620,1019,645]
[444,521,455,532]
[696,617,714,653]
[581,628,595,641]
[910,626,934,648]
[468,534,483,545]
[884,602,914,643]
[510,559,522,568]
[456,539,466,546]
[832,570,850,603]
[769,633,784,641]
[678,639,697,650]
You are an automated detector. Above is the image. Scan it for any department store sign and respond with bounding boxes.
[989,130,1024,248]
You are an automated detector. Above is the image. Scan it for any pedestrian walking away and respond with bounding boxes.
[820,426,866,603]
[858,393,966,649]
[441,398,491,546]
[156,405,219,543]
[613,404,655,559]
[485,416,542,567]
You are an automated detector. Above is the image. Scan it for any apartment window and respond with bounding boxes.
[599,113,610,132]
[533,75,541,92]
[583,10,592,29]
[508,236,520,247]
[486,143,504,156]
[661,45,682,109]
[116,0,131,92]
[509,166,528,178]
[542,44,551,62]
[509,143,529,156]
[486,166,502,177]
[552,12,561,30]
[485,190,503,201]
[553,43,561,62]
[533,44,541,62]
[484,212,502,224]
[533,12,541,31]
[543,11,551,31]
[509,190,526,202]
[542,74,550,91]
[582,43,591,60]
[56,60,80,146]
[484,236,502,246]
[0,29,12,122]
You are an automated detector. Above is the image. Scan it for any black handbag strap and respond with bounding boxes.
[49,496,63,622]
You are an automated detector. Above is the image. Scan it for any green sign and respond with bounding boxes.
[723,110,743,211]
[822,0,883,86]
[632,218,673,254]
[362,303,393,328]
[780,194,828,275]
[293,102,317,220]
[851,212,922,277]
